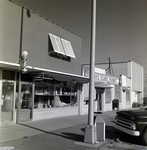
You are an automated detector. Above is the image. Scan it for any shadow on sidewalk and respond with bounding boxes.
[19,123,85,142]
[19,122,143,145]
[60,132,84,142]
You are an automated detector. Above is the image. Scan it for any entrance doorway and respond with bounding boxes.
[1,80,16,123]
[95,88,105,111]
[96,92,102,111]
[18,82,33,122]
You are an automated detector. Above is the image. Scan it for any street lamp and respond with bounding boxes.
[84,0,97,143]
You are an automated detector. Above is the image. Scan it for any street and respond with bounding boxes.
[0,110,147,150]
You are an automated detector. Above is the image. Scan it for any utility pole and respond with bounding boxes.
[106,57,114,74]
[84,0,97,144]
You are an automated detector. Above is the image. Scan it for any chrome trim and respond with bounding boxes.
[116,116,133,123]
[116,117,135,130]
[114,124,140,136]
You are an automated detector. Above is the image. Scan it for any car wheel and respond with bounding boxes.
[142,127,147,145]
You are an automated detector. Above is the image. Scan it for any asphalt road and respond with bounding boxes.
[0,111,147,150]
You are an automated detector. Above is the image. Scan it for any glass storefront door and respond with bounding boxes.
[19,82,33,122]
[1,81,15,123]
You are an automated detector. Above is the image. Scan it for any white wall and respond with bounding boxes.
[33,107,78,120]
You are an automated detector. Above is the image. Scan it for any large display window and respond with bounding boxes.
[34,80,77,109]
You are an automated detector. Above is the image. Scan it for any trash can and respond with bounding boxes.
[94,112,105,141]
[112,99,119,110]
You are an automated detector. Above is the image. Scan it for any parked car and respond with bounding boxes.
[132,97,147,108]
[143,97,147,106]
[114,107,147,145]
[132,102,143,108]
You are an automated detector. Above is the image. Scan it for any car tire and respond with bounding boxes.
[142,127,147,145]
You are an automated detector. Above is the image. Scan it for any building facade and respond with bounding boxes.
[0,0,144,125]
[81,60,144,114]
[0,0,88,124]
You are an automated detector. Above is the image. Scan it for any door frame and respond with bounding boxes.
[18,81,34,122]
[0,80,16,124]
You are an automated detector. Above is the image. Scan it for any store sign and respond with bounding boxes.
[84,69,119,85]
[95,74,119,84]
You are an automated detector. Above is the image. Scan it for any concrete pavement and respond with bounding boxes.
[0,110,147,150]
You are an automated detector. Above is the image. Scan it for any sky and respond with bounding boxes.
[13,0,147,75]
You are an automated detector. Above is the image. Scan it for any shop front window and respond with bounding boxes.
[105,88,111,103]
[34,80,77,109]
[15,82,33,122]
[20,84,32,109]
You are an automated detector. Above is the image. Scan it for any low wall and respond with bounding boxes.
[105,104,112,111]
[119,103,122,109]
[126,102,131,108]
[81,103,114,115]
[33,106,78,121]
[81,105,88,115]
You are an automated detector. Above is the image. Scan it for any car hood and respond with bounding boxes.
[116,108,147,118]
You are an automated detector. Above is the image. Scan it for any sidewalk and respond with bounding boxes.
[0,111,116,149]
[1,110,146,150]
[0,111,116,143]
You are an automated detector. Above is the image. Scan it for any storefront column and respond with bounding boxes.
[77,83,83,115]
[31,79,35,120]
[17,72,21,123]
[110,87,115,110]
[0,68,2,123]
[120,86,122,109]
[0,68,2,79]
[130,87,133,108]
[121,86,126,109]
[101,92,105,111]
[138,92,143,103]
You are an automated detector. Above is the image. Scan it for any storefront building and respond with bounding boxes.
[81,60,144,114]
[0,0,88,124]
[0,0,144,124]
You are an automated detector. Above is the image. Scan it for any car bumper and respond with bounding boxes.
[114,124,140,136]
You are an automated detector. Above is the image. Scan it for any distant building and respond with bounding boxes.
[82,60,144,114]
